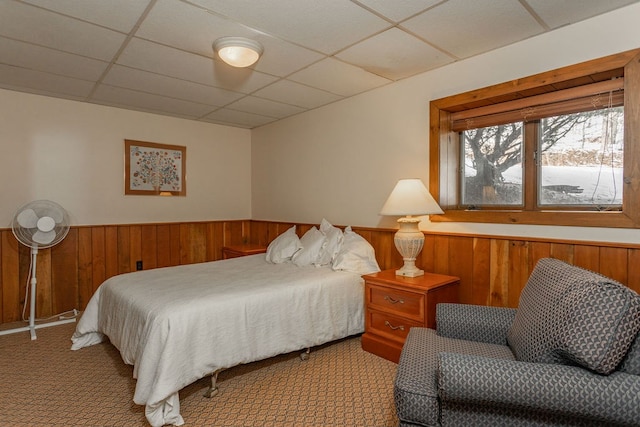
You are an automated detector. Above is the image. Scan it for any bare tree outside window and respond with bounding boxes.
[539,107,623,207]
[461,106,623,209]
[462,123,523,206]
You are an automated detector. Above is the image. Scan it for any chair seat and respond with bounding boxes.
[394,328,515,427]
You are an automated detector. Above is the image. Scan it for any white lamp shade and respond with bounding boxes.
[380,179,443,216]
[213,37,263,68]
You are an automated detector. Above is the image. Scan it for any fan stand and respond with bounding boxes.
[0,247,76,340]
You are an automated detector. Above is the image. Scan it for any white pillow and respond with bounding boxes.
[315,218,344,266]
[292,226,326,267]
[265,226,302,264]
[332,226,380,275]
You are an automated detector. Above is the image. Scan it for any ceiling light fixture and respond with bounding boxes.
[213,37,263,68]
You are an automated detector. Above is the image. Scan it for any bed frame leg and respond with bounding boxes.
[204,369,223,398]
[300,347,311,361]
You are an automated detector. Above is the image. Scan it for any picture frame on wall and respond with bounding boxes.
[125,139,186,196]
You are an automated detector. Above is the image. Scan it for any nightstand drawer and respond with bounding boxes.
[367,311,422,343]
[368,285,424,322]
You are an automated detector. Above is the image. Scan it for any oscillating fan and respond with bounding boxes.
[0,200,73,340]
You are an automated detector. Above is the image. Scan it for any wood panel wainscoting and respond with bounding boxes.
[1,218,640,326]
[0,220,251,324]
[247,220,640,307]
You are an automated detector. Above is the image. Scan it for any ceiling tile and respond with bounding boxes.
[336,28,453,80]
[247,37,325,78]
[0,63,94,99]
[101,65,244,107]
[0,0,637,128]
[252,80,343,109]
[189,0,391,54]
[92,84,215,118]
[225,96,306,119]
[288,58,391,96]
[201,108,277,128]
[0,1,126,61]
[22,0,152,33]
[0,37,108,81]
[403,0,544,58]
[526,0,640,29]
[117,38,279,93]
[136,0,323,77]
[250,43,324,77]
[356,0,442,22]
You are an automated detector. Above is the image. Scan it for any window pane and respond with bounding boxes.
[539,107,624,207]
[461,123,523,206]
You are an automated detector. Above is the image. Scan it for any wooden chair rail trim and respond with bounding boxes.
[251,219,640,250]
[4,219,638,251]
[0,218,252,232]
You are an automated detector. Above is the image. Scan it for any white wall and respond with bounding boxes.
[251,3,640,244]
[0,90,251,226]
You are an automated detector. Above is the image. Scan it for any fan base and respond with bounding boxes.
[0,317,76,340]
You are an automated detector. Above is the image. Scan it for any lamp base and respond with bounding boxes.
[395,265,424,277]
[393,216,425,278]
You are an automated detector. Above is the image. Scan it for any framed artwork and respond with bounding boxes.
[125,139,186,196]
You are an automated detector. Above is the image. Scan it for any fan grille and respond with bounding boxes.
[12,200,70,249]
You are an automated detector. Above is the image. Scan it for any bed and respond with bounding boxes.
[70,234,371,427]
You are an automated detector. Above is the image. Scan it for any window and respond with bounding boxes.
[538,108,624,208]
[460,106,624,210]
[461,122,524,207]
[429,49,640,228]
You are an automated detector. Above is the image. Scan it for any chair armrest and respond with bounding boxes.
[436,303,516,345]
[438,352,640,426]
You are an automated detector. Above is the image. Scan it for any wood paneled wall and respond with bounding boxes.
[2,218,639,325]
[248,220,640,306]
[0,220,250,323]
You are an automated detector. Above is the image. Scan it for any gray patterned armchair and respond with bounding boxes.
[394,258,640,426]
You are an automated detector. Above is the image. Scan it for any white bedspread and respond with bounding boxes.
[70,255,364,426]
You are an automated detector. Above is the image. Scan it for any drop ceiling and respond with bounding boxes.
[1,0,638,129]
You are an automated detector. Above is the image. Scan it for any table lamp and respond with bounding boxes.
[380,178,443,277]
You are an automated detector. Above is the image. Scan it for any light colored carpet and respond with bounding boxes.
[1,320,399,426]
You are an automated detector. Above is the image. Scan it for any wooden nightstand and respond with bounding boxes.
[222,243,267,259]
[361,269,460,363]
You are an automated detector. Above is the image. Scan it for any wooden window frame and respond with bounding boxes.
[429,49,640,228]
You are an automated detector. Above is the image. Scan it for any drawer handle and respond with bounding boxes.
[384,295,404,304]
[384,321,405,331]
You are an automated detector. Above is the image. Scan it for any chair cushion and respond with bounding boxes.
[507,258,640,374]
[394,328,515,427]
